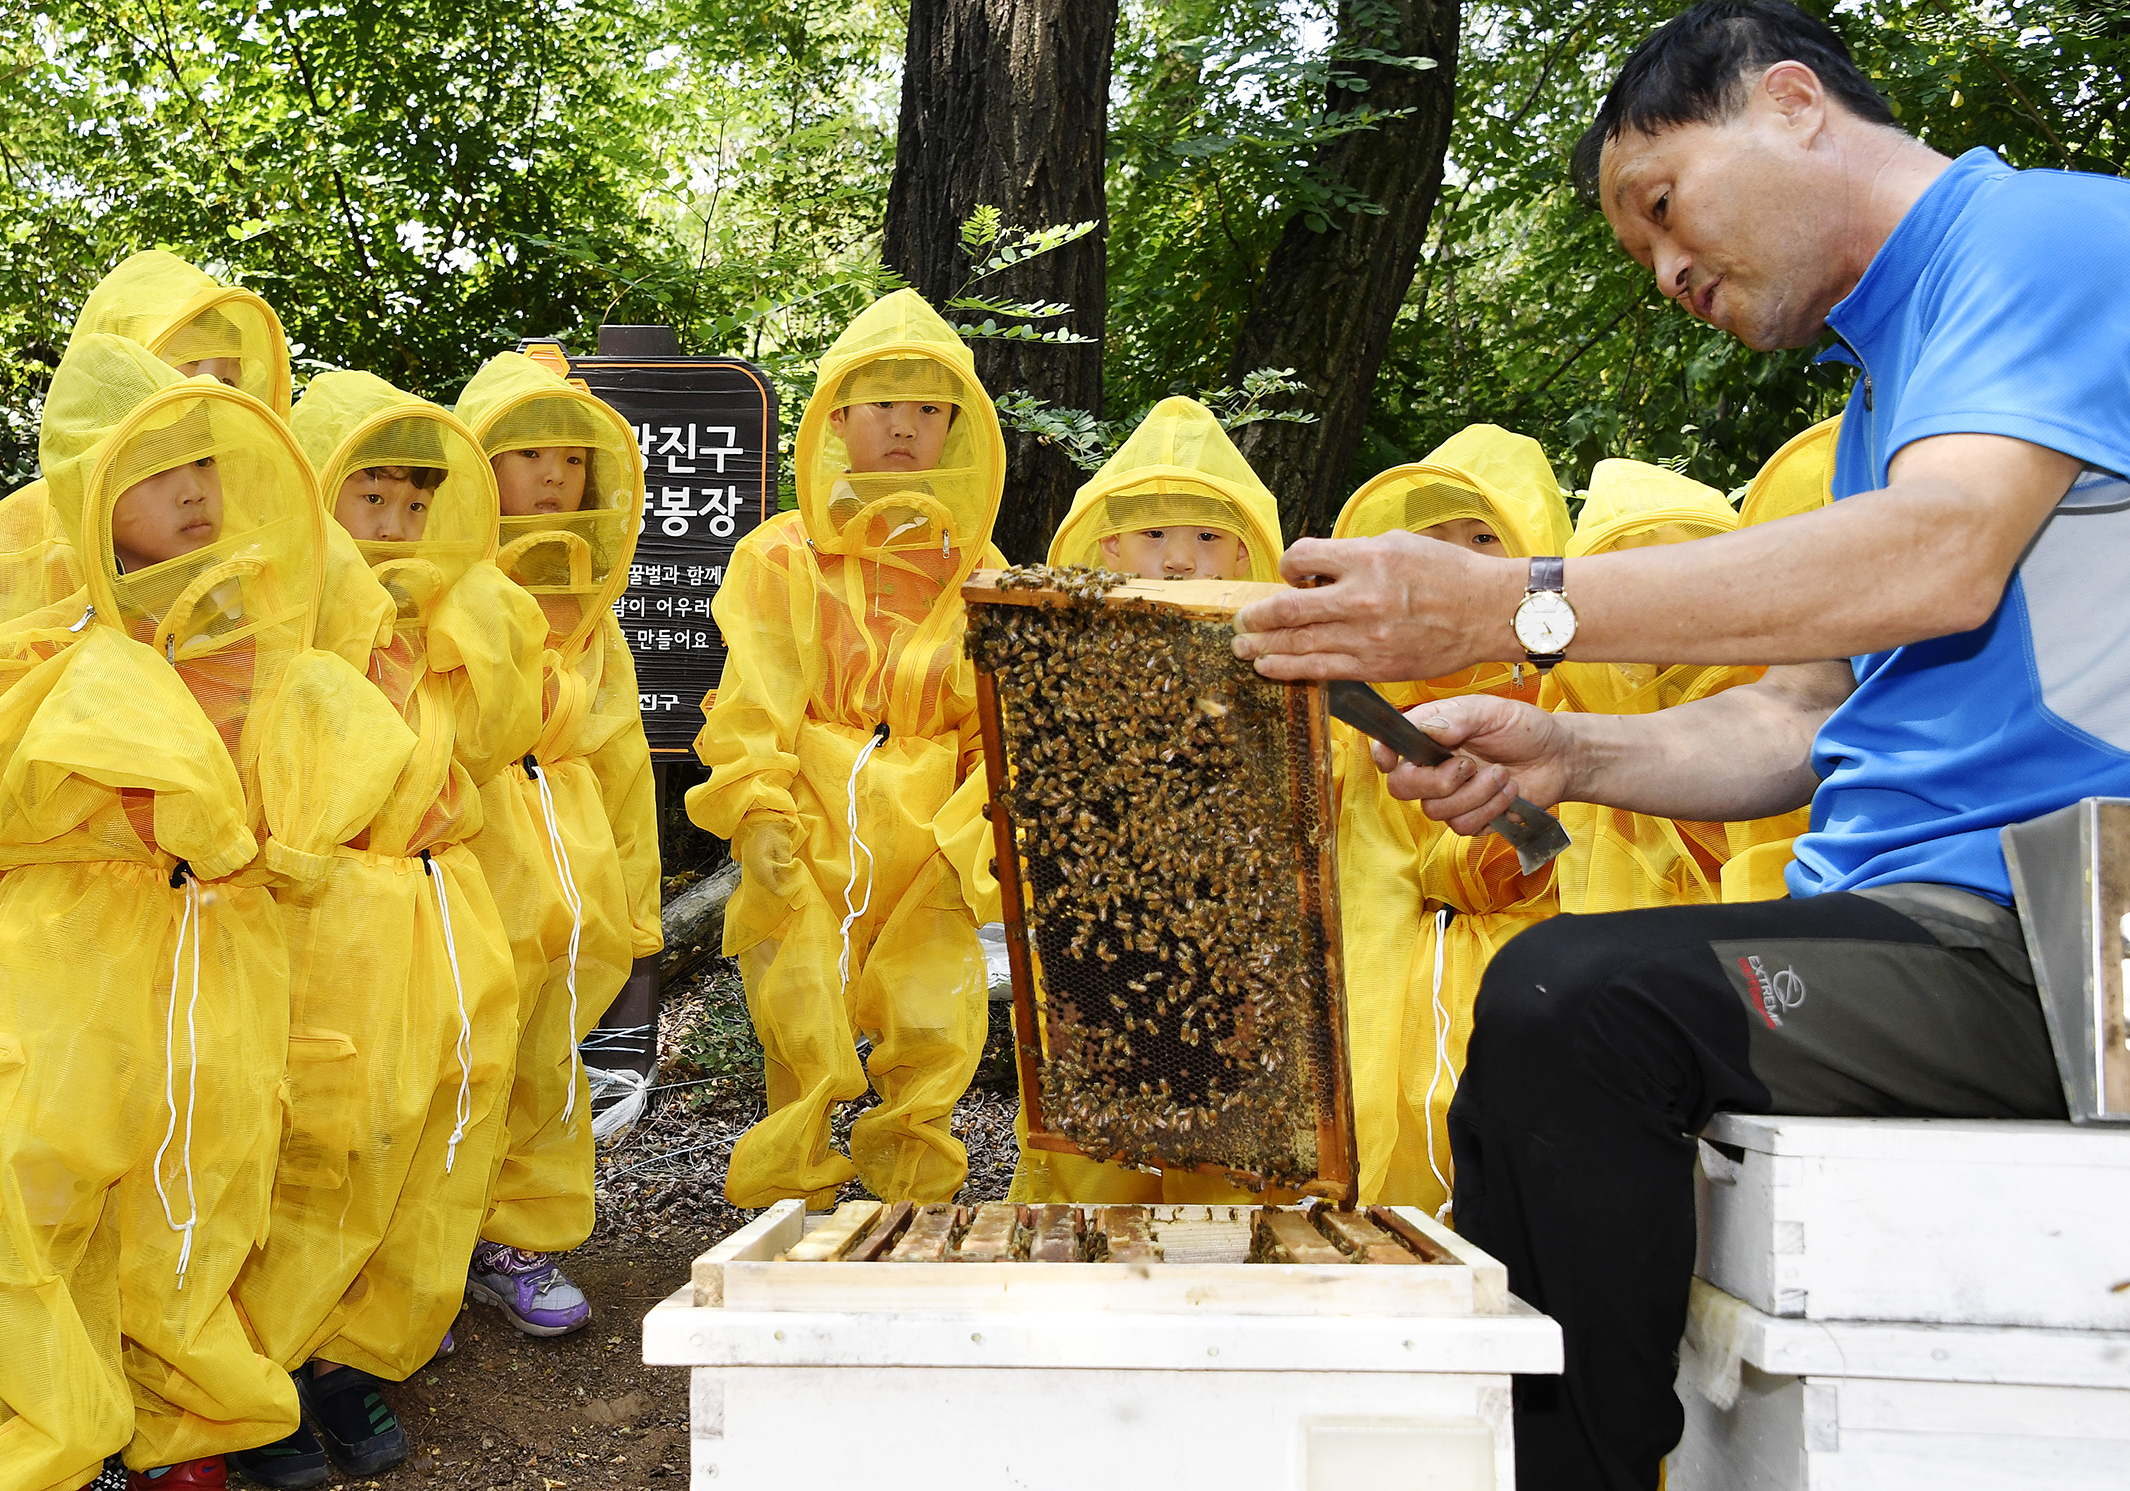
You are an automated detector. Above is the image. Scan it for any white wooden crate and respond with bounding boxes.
[643,1201,1562,1490]
[1697,1113,2130,1329]
[1667,1281,2130,1490]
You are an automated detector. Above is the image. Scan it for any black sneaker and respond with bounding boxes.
[295,1366,408,1477]
[228,1424,330,1490]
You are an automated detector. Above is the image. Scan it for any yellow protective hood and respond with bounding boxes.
[294,371,496,632]
[455,351,642,657]
[1568,459,1736,558]
[1047,397,1284,580]
[40,334,322,667]
[70,251,293,418]
[1333,423,1564,559]
[796,289,1004,571]
[1739,416,1840,527]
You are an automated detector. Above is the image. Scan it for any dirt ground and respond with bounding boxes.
[355,955,1020,1490]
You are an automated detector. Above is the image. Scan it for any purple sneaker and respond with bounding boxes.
[465,1242,591,1337]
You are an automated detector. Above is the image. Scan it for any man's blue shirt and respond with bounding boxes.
[1788,148,2130,903]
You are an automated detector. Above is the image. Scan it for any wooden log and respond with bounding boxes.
[657,860,742,983]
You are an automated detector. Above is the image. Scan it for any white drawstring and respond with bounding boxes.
[1423,907,1458,1220]
[530,762,592,1124]
[425,852,475,1173]
[153,870,203,1286]
[528,760,588,1128]
[838,726,890,995]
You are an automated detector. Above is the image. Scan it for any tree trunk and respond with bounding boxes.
[883,0,1117,563]
[1227,0,1461,542]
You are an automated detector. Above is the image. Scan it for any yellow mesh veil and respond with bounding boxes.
[455,352,642,659]
[1739,415,1840,527]
[294,371,495,633]
[42,336,319,682]
[797,289,1004,564]
[1048,397,1284,579]
[71,251,292,417]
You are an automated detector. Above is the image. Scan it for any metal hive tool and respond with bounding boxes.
[964,565,1358,1201]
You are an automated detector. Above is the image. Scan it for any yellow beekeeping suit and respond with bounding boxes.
[688,289,1005,1208]
[1720,416,1841,902]
[1007,397,1289,1205]
[1047,396,1286,579]
[1333,424,1567,1211]
[1545,460,1754,915]
[233,373,543,1384]
[455,352,657,1252]
[0,336,414,1487]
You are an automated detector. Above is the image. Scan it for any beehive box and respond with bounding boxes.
[1667,1280,2130,1490]
[1696,1113,2130,1329]
[644,1199,1563,1490]
[962,567,1357,1199]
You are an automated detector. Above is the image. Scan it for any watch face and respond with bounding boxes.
[1513,589,1577,652]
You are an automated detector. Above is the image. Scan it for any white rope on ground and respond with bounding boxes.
[425,852,475,1174]
[529,760,589,1127]
[153,871,203,1286]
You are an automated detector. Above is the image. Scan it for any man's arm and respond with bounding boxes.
[1387,660,1856,835]
[1233,433,2081,682]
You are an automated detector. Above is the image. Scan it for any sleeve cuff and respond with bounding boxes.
[261,838,336,884]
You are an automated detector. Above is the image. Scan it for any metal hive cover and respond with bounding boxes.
[965,567,1357,1199]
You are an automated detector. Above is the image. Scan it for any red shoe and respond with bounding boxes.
[127,1458,226,1490]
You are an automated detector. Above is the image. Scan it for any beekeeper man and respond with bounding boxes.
[1229,4,2130,1488]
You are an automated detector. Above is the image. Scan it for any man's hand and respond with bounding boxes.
[1372,662,1852,826]
[1232,531,1520,682]
[1375,694,1580,836]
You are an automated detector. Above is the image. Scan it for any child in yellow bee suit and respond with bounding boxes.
[0,335,416,1491]
[1720,416,1840,902]
[1328,425,1569,1213]
[1047,396,1285,583]
[689,289,1007,1208]
[1542,460,1755,915]
[453,352,659,1334]
[1006,395,1287,1205]
[0,252,386,673]
[227,373,546,1483]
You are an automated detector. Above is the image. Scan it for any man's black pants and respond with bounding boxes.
[1447,890,2067,1491]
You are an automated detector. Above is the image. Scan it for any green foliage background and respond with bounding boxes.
[4,0,2124,515]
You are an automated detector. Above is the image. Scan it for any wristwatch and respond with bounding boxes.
[1511,556,1577,674]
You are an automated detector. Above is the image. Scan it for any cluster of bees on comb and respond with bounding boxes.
[969,564,1330,1184]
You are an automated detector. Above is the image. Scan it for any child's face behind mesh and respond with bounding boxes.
[829,400,953,474]
[493,447,587,515]
[334,465,437,542]
[112,457,223,571]
[1100,526,1248,581]
[174,357,243,389]
[1413,516,1503,553]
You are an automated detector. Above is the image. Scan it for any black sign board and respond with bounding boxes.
[519,335,778,755]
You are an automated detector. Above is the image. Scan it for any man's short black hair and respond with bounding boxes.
[1571,1,1898,209]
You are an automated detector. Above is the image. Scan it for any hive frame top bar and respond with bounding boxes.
[962,570,1292,617]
